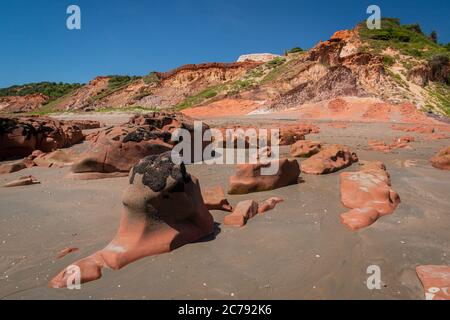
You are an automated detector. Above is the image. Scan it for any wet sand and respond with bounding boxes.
[0,115,449,300]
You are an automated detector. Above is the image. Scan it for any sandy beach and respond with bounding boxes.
[1,114,449,300]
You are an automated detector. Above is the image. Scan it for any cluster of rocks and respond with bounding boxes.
[215,123,319,148]
[368,136,415,153]
[0,116,86,160]
[1,114,443,295]
[69,112,210,180]
[0,149,75,175]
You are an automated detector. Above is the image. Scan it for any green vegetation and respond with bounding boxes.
[287,47,304,54]
[174,85,225,110]
[90,75,140,102]
[427,83,450,116]
[0,82,83,101]
[266,57,286,68]
[358,18,449,59]
[93,105,159,113]
[386,69,408,89]
[107,75,139,90]
[143,72,161,85]
[382,55,396,66]
[261,59,293,84]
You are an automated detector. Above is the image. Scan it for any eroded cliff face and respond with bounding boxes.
[265,29,400,111]
[0,93,49,113]
[47,62,260,111]
[137,62,261,109]
[51,76,111,111]
[2,25,448,116]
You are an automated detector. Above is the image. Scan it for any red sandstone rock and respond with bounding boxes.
[49,153,214,288]
[3,175,40,188]
[426,133,448,140]
[33,150,76,168]
[416,265,450,300]
[339,161,400,230]
[392,124,435,134]
[216,123,319,149]
[430,146,450,170]
[69,112,208,180]
[0,161,27,174]
[301,145,358,174]
[224,202,253,227]
[290,141,322,158]
[0,116,84,160]
[224,200,259,227]
[258,197,284,214]
[368,136,414,153]
[228,158,300,194]
[202,185,233,212]
[66,120,102,130]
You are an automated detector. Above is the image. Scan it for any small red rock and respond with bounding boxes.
[224,200,259,227]
[430,146,450,170]
[258,197,284,214]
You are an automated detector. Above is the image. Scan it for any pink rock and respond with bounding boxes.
[224,200,259,227]
[301,145,358,174]
[339,161,400,230]
[258,197,284,214]
[290,141,322,158]
[431,146,450,171]
[416,265,450,300]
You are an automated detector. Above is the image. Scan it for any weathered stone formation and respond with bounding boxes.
[228,158,300,194]
[69,112,210,180]
[49,152,214,288]
[301,145,358,174]
[0,116,84,160]
[430,146,450,170]
[340,161,400,230]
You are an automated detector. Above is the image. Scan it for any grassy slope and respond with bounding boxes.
[359,18,450,115]
[0,82,83,101]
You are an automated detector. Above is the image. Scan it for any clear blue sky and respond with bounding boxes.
[0,0,449,88]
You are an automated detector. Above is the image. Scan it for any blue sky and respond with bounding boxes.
[0,0,449,88]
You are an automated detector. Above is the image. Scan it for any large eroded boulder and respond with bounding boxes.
[49,152,214,288]
[228,158,300,194]
[339,161,400,230]
[301,144,358,174]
